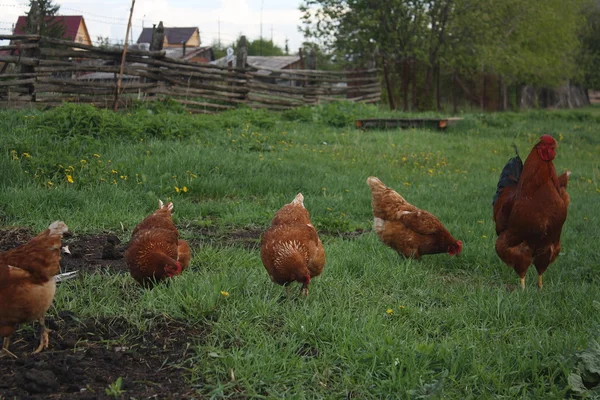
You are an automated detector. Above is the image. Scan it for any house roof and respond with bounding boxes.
[13,15,85,41]
[164,46,213,61]
[137,27,199,45]
[212,55,302,72]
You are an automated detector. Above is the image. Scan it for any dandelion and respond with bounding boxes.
[80,159,87,164]
[47,181,53,186]
[112,180,117,185]
[327,207,332,211]
[403,182,411,186]
[112,169,118,174]
[386,309,393,315]
[482,235,488,238]
[220,291,229,297]
[428,169,434,174]
[66,175,74,183]
[93,154,100,158]
[559,133,564,141]
[22,152,31,158]
[477,220,483,224]
[182,186,188,193]
[174,186,181,193]
[120,175,127,180]
[398,305,405,310]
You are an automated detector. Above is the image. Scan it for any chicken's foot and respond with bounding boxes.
[537,274,543,290]
[519,277,525,290]
[32,318,50,354]
[1,337,17,359]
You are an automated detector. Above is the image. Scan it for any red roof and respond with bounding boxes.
[13,15,84,41]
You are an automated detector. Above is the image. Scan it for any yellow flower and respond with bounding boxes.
[386,309,393,315]
[22,152,31,158]
[111,169,118,174]
[398,306,405,310]
[482,235,488,238]
[174,186,180,193]
[182,186,188,193]
[559,133,564,141]
[428,169,434,173]
[477,220,483,224]
[93,154,100,158]
[403,182,411,186]
[220,291,229,297]
[66,175,74,183]
[80,159,87,164]
[47,181,53,186]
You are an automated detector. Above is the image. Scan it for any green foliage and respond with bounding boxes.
[568,338,600,395]
[105,376,125,398]
[25,0,66,39]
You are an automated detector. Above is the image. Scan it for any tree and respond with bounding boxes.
[300,0,588,111]
[24,0,66,39]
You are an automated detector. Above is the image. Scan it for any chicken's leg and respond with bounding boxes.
[537,274,543,290]
[33,317,49,354]
[300,283,309,297]
[285,285,291,298]
[519,277,525,290]
[1,337,17,358]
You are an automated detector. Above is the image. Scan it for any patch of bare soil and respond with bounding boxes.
[0,227,129,274]
[0,312,206,399]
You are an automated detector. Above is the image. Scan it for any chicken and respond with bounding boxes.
[0,221,69,357]
[366,176,462,259]
[260,193,326,296]
[493,135,570,289]
[125,200,190,287]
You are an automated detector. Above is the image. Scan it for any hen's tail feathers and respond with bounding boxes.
[54,270,78,283]
[48,221,69,236]
[558,170,571,188]
[291,193,304,207]
[158,200,174,212]
[493,146,523,206]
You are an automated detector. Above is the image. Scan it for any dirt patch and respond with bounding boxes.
[0,227,129,275]
[185,226,263,251]
[0,312,205,399]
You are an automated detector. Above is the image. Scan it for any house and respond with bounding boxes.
[12,15,92,46]
[136,27,200,49]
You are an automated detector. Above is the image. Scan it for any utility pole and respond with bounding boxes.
[218,18,221,48]
[259,0,264,55]
[270,25,273,42]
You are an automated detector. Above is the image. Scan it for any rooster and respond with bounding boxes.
[493,135,570,289]
[126,200,190,287]
[367,176,462,258]
[260,193,326,296]
[0,221,69,357]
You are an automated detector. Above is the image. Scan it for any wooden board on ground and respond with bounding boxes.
[355,117,462,131]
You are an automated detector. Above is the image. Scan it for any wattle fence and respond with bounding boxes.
[0,34,381,113]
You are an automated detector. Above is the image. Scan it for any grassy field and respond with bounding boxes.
[1,101,599,398]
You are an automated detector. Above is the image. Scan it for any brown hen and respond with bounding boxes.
[126,200,190,287]
[367,176,462,259]
[260,193,326,296]
[0,221,69,357]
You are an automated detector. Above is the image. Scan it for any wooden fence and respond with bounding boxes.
[0,34,381,113]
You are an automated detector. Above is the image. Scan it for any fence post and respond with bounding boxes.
[236,35,248,104]
[150,22,164,51]
[236,35,247,69]
[21,1,41,101]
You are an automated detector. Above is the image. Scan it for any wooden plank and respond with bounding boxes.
[355,118,462,130]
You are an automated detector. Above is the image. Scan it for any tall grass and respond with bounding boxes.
[1,102,599,398]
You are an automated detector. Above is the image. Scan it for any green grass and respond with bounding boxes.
[1,102,600,398]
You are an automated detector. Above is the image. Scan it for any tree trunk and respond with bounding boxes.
[435,62,440,111]
[382,58,395,110]
[411,58,417,111]
[401,58,409,112]
[452,70,458,114]
[480,72,486,110]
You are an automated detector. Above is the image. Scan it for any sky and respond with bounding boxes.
[0,0,308,51]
